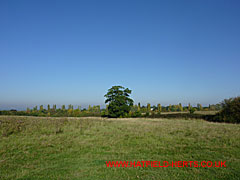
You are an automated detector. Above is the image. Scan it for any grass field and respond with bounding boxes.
[0,116,240,179]
[160,111,218,115]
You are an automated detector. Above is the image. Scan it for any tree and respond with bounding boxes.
[33,106,38,111]
[197,103,203,111]
[179,103,183,112]
[88,105,91,112]
[40,105,44,111]
[47,104,51,111]
[138,102,141,112]
[104,85,134,118]
[168,104,172,112]
[68,104,73,110]
[147,103,151,112]
[188,103,191,111]
[157,104,162,113]
[53,104,57,111]
[106,105,109,114]
[97,105,100,112]
[216,96,240,123]
[172,105,177,112]
[68,109,73,115]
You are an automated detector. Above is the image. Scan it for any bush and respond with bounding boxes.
[145,112,150,117]
[131,111,142,117]
[147,113,205,119]
[189,107,196,114]
[216,96,240,123]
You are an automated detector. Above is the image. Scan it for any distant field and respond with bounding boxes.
[194,111,219,115]
[161,111,218,115]
[0,116,239,179]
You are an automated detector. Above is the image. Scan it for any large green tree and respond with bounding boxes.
[216,96,240,123]
[104,86,134,118]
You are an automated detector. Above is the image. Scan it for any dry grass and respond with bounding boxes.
[160,111,218,115]
[0,116,239,179]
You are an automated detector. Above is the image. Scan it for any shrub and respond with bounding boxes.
[131,111,142,117]
[216,96,240,123]
[189,107,196,114]
[145,112,150,117]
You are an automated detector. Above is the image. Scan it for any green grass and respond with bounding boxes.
[0,116,240,179]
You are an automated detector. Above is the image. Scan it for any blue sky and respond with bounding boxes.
[1,0,240,110]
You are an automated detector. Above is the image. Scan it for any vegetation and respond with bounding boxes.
[189,107,196,114]
[0,102,221,116]
[215,96,240,123]
[0,102,224,124]
[0,88,239,179]
[2,85,237,123]
[104,86,134,118]
[0,106,102,117]
[0,82,223,120]
[0,116,239,179]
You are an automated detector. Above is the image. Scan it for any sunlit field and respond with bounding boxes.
[161,111,218,115]
[0,116,239,179]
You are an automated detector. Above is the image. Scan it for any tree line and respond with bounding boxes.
[3,85,238,123]
[0,105,101,117]
[0,102,220,117]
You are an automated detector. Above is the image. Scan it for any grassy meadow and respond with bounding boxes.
[0,116,240,179]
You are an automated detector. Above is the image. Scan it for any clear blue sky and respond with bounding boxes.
[1,0,240,110]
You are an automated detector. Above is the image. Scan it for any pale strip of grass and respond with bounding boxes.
[161,111,218,115]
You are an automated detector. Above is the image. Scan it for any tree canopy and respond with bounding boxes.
[216,96,240,123]
[104,85,134,118]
